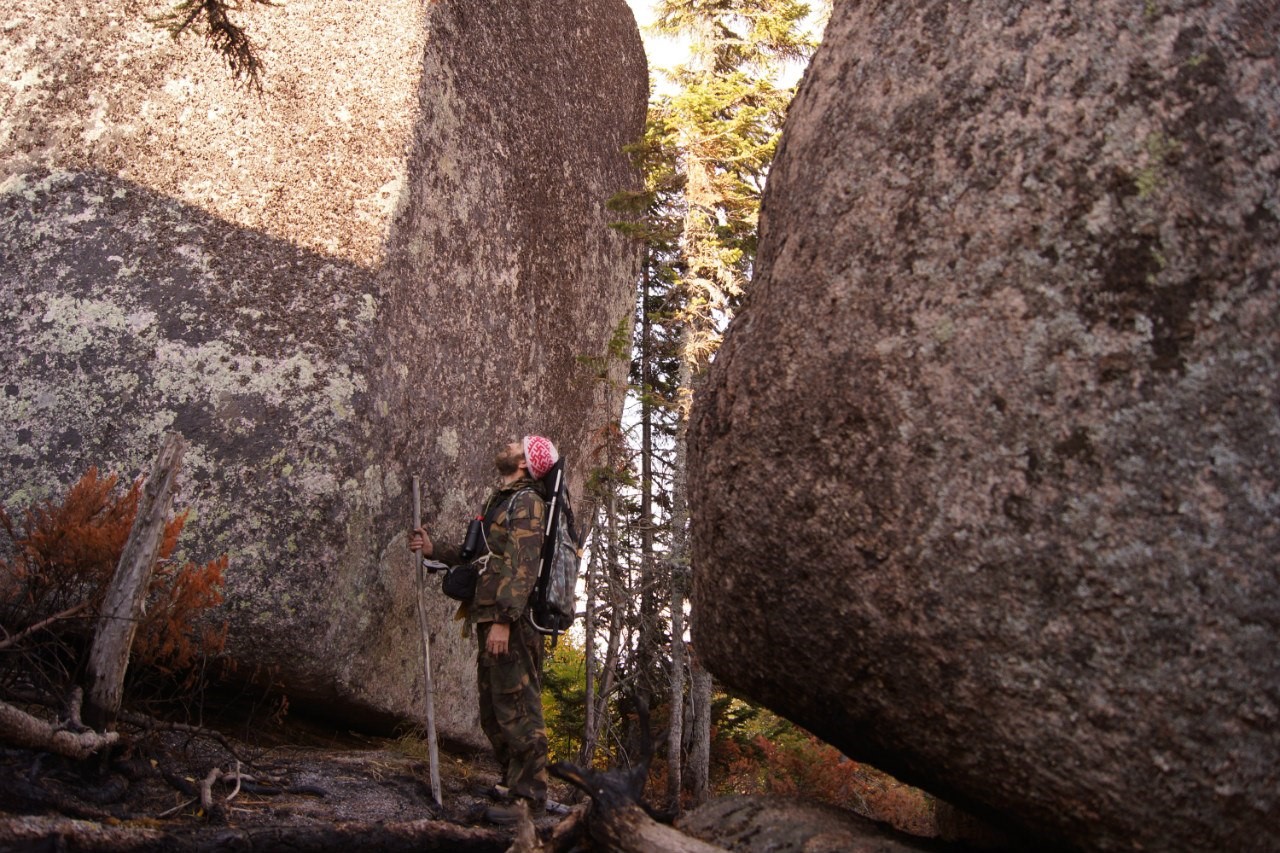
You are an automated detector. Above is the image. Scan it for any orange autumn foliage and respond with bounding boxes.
[0,467,227,680]
[711,706,936,837]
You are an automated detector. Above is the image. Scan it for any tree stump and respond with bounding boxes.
[84,433,186,729]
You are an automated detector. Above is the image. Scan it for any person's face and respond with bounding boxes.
[494,441,525,476]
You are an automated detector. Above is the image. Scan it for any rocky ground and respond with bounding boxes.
[0,704,1003,852]
[0,706,576,851]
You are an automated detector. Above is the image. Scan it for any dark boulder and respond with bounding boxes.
[0,0,646,740]
[689,1,1278,850]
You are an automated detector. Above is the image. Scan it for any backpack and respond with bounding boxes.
[528,458,581,640]
[438,491,510,602]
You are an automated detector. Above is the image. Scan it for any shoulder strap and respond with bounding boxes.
[480,488,542,554]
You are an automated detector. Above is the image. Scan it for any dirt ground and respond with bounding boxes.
[0,708,578,850]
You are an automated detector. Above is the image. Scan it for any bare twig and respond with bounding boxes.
[226,761,242,802]
[157,796,197,818]
[117,709,249,765]
[0,601,90,651]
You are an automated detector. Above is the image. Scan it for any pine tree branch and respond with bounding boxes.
[155,0,276,92]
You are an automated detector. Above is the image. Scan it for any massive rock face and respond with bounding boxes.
[0,0,646,740]
[689,2,1277,850]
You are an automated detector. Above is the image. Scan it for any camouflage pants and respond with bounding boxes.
[477,617,547,805]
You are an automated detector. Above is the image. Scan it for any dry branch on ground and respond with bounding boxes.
[0,695,119,761]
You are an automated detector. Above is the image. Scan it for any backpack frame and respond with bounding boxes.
[528,459,581,639]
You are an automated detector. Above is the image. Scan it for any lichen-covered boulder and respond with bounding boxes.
[0,0,646,740]
[689,1,1278,850]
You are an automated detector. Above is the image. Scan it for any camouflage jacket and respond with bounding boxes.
[439,477,546,625]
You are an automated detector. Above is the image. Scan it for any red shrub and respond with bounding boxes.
[0,468,227,685]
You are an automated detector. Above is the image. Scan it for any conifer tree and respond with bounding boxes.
[594,0,824,805]
[639,0,820,811]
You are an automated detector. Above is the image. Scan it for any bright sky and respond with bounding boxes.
[624,0,692,89]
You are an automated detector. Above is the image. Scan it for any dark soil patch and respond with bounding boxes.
[0,705,576,850]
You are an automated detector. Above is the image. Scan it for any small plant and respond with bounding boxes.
[542,638,591,763]
[392,727,436,763]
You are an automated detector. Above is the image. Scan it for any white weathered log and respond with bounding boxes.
[0,698,119,760]
[84,433,185,728]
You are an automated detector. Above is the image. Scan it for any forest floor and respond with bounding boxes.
[0,700,1002,852]
[0,705,573,851]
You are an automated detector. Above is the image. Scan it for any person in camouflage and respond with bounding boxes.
[410,435,558,824]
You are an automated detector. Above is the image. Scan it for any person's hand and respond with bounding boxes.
[409,526,433,556]
[486,622,510,656]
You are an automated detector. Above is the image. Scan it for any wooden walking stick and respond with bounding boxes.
[412,475,443,808]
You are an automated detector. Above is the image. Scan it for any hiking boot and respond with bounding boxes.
[470,782,509,801]
[484,798,545,825]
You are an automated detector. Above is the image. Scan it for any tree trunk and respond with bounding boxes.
[582,521,600,766]
[688,651,713,806]
[666,598,686,810]
[84,433,185,729]
[583,483,626,765]
[665,328,699,811]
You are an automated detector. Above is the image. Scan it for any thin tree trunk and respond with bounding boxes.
[632,254,664,756]
[665,333,696,811]
[688,650,713,805]
[666,595,686,810]
[580,518,601,766]
[583,478,625,765]
[84,433,185,729]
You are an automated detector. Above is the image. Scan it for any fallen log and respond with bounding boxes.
[0,696,119,760]
[0,815,511,853]
[549,762,726,853]
[677,795,957,853]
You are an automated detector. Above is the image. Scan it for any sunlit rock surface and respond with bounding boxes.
[0,0,646,740]
[689,1,1278,850]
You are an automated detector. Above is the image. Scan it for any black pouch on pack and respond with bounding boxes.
[441,561,481,601]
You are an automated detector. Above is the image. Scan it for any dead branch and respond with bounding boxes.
[198,766,221,814]
[0,697,119,760]
[117,709,249,764]
[225,760,242,801]
[545,805,590,853]
[503,799,540,853]
[550,762,726,853]
[0,814,511,852]
[0,601,90,651]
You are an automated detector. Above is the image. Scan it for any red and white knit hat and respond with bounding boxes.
[522,435,559,480]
